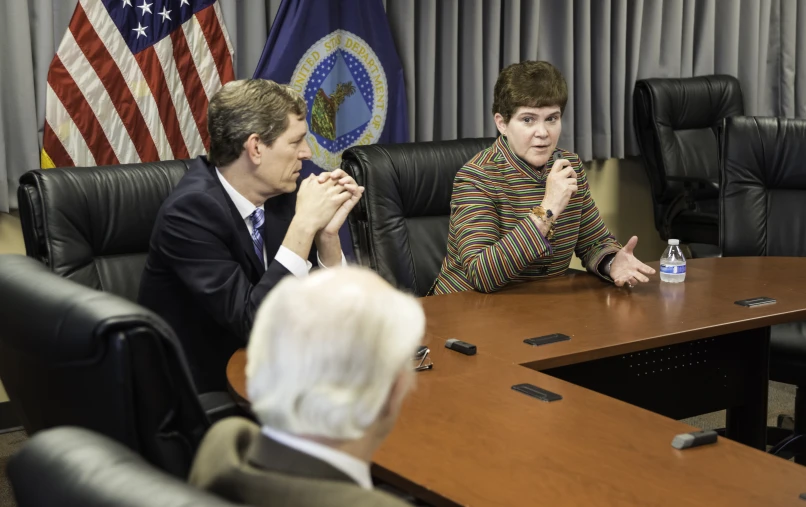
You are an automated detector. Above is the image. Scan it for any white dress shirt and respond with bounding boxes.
[215,168,346,275]
[262,426,373,490]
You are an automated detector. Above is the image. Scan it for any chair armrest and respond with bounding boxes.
[688,243,722,259]
[198,391,248,423]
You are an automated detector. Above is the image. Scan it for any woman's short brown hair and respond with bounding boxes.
[492,61,568,123]
[207,79,307,167]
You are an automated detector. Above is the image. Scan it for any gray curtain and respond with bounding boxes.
[387,0,806,158]
[2,0,806,212]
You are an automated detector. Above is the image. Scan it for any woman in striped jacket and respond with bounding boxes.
[430,61,654,295]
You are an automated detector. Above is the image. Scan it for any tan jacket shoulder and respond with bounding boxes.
[189,417,410,507]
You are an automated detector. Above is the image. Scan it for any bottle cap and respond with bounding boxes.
[668,239,680,246]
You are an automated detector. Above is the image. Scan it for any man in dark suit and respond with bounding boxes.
[138,79,363,393]
[190,268,424,507]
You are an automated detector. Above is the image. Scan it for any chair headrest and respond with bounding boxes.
[0,255,175,362]
[18,160,188,270]
[721,116,806,190]
[343,138,495,218]
[635,75,744,130]
[8,426,237,507]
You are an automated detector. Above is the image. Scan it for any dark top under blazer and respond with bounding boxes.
[138,156,316,393]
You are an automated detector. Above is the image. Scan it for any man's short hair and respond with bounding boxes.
[492,60,568,122]
[207,79,307,167]
[246,267,425,440]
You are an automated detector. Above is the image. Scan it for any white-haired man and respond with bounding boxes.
[190,267,424,507]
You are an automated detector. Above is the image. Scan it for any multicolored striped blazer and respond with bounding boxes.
[429,136,621,295]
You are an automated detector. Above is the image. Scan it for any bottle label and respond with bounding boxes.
[660,264,686,274]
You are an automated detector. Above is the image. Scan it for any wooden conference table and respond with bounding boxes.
[228,257,806,506]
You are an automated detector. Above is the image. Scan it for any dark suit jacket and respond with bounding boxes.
[138,156,316,393]
[189,417,410,507]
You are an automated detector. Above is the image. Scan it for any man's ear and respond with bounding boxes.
[244,134,262,164]
[494,113,508,136]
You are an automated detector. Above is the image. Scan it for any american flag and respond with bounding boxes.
[41,0,235,168]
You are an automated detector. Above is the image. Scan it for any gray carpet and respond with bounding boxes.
[0,430,25,507]
[681,381,797,430]
[0,381,797,506]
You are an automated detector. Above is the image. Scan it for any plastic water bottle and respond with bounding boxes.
[660,239,686,283]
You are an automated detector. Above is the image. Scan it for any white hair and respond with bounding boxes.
[246,267,425,440]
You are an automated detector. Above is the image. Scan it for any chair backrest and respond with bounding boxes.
[633,75,744,235]
[17,160,189,301]
[0,255,209,478]
[719,116,806,257]
[8,426,238,507]
[342,138,495,296]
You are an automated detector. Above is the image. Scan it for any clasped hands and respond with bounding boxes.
[296,169,364,236]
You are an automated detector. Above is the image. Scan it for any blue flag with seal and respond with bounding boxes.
[253,0,409,260]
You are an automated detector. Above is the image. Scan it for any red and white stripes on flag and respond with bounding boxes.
[41,0,235,169]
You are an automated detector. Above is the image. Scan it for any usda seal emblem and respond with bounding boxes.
[290,30,388,169]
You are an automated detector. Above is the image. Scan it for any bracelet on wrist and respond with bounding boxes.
[531,205,556,240]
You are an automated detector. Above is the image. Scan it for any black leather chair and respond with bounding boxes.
[341,138,495,296]
[8,426,238,507]
[17,160,189,302]
[719,115,806,462]
[0,255,217,478]
[633,75,745,257]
